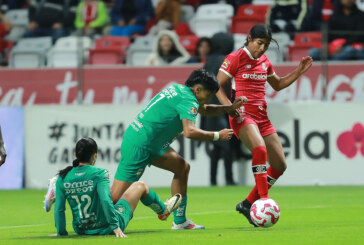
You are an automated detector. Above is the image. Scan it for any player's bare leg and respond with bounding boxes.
[235,124,267,227]
[111,180,132,204]
[152,148,205,229]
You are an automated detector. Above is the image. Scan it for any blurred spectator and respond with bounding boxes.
[24,0,78,43]
[0,11,11,65]
[267,0,308,37]
[187,37,211,63]
[301,0,340,31]
[74,0,109,37]
[148,0,181,35]
[146,29,190,65]
[110,0,154,37]
[201,32,236,186]
[309,0,364,61]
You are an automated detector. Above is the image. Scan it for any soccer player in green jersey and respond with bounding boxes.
[51,137,181,237]
[110,69,247,229]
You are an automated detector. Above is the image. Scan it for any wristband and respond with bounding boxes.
[213,132,220,141]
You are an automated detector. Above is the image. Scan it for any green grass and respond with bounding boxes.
[1,186,364,245]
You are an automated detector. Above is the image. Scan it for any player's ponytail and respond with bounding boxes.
[244,24,279,49]
[58,137,98,179]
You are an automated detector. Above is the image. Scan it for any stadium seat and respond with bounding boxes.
[180,4,195,23]
[252,0,274,5]
[233,33,247,51]
[126,35,156,66]
[4,9,29,42]
[89,36,130,65]
[47,36,92,67]
[189,3,234,37]
[231,4,270,34]
[179,35,199,56]
[9,37,52,68]
[265,32,291,64]
[287,32,322,61]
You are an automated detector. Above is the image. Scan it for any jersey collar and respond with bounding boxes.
[243,47,259,61]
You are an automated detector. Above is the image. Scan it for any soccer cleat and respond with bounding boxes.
[158,193,182,221]
[171,219,205,230]
[236,200,258,227]
[44,176,57,212]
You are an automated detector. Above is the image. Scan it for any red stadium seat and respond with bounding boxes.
[231,4,270,34]
[89,36,130,65]
[287,32,322,61]
[179,35,200,56]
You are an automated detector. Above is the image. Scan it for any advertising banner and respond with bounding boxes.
[0,107,24,189]
[25,103,364,188]
[1,62,364,106]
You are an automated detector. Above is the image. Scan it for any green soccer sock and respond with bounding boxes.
[173,195,187,224]
[140,188,165,215]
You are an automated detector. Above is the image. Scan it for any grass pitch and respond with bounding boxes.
[0,186,363,245]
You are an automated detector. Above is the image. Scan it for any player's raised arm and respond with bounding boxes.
[182,118,233,141]
[267,56,312,91]
[0,126,6,167]
[198,96,247,117]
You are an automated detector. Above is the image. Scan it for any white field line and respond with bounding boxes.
[0,205,332,230]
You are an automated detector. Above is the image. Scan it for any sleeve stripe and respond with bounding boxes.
[219,68,233,78]
[267,72,276,77]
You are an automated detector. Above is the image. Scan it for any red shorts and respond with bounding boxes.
[229,104,276,139]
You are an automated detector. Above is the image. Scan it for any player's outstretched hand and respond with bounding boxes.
[218,129,234,141]
[113,227,127,238]
[298,56,313,75]
[0,144,6,167]
[228,96,247,118]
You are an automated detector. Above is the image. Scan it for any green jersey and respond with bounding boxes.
[128,84,199,151]
[54,165,120,235]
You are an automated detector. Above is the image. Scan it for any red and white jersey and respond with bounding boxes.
[219,47,275,106]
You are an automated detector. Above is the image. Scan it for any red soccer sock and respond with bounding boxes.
[246,166,284,204]
[251,146,268,199]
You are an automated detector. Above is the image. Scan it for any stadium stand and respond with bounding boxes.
[126,35,156,66]
[179,35,199,56]
[231,4,270,34]
[287,31,321,61]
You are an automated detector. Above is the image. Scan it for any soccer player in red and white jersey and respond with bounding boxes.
[216,24,313,226]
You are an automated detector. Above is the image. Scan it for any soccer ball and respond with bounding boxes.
[250,198,280,228]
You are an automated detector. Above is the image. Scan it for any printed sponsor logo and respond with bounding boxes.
[337,122,364,159]
[222,60,230,69]
[189,107,198,116]
[242,73,267,80]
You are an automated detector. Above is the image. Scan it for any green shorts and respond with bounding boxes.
[114,135,170,183]
[114,199,133,232]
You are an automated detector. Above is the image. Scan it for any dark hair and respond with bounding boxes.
[194,37,212,57]
[185,69,220,93]
[244,24,279,49]
[58,137,98,179]
[157,34,182,63]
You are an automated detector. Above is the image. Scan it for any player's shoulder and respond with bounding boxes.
[88,166,110,180]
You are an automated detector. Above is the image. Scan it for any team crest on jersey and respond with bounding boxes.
[222,59,230,69]
[245,64,251,69]
[189,107,198,116]
[262,62,267,71]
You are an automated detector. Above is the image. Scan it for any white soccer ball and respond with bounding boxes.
[250,198,280,228]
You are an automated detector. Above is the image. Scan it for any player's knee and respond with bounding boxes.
[134,181,148,192]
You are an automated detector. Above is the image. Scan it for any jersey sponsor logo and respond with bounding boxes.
[262,62,267,71]
[252,165,267,174]
[75,172,85,176]
[64,180,94,194]
[189,106,198,116]
[222,59,230,69]
[246,64,251,69]
[242,73,267,80]
[136,168,144,177]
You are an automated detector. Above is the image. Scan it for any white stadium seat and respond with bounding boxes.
[126,36,156,66]
[5,9,29,42]
[47,36,92,67]
[189,3,234,37]
[9,37,52,68]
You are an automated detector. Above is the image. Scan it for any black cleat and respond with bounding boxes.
[236,200,258,227]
